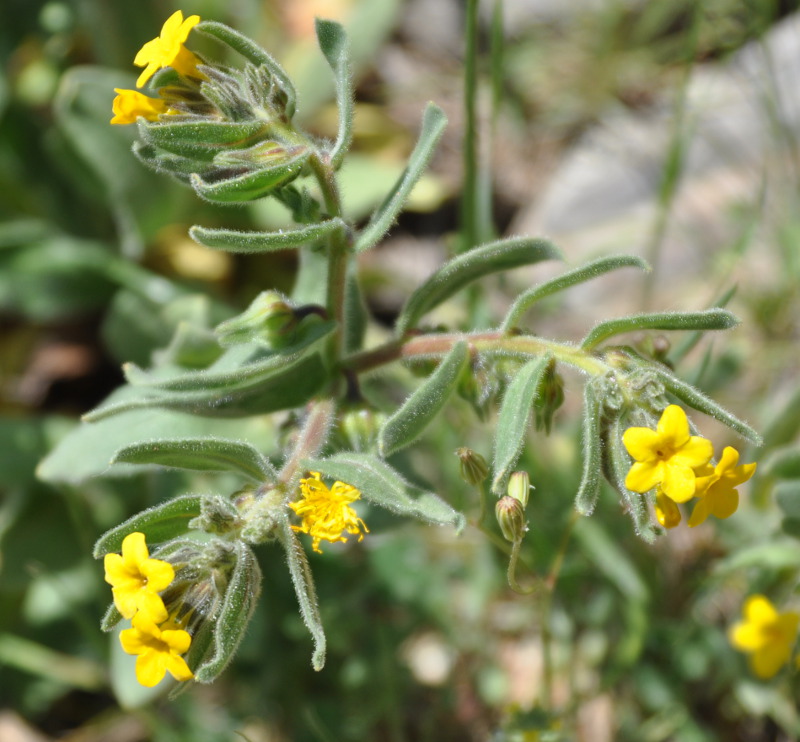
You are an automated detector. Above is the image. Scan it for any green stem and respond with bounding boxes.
[343,331,612,377]
[309,153,349,357]
[507,537,537,594]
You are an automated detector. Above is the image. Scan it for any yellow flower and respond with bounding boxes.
[654,487,681,529]
[110,89,169,125]
[623,405,713,503]
[289,472,369,553]
[729,595,799,679]
[688,446,756,527]
[133,10,202,88]
[120,612,194,687]
[103,532,174,622]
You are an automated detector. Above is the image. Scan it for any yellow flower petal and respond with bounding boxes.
[661,461,697,503]
[136,650,168,687]
[751,643,792,680]
[655,489,681,528]
[656,405,690,446]
[708,486,738,520]
[622,427,661,462]
[744,595,778,626]
[133,10,202,88]
[625,461,664,493]
[671,436,714,470]
[687,496,710,528]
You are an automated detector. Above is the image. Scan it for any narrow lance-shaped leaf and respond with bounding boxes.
[196,21,297,118]
[138,118,268,162]
[315,19,353,170]
[574,383,603,516]
[602,413,658,543]
[668,285,737,366]
[304,452,465,531]
[190,219,346,253]
[276,517,326,671]
[194,543,262,683]
[111,438,277,483]
[580,308,739,351]
[355,103,447,253]
[648,361,762,445]
[501,255,649,331]
[378,341,468,457]
[492,354,553,495]
[396,238,562,335]
[93,495,203,558]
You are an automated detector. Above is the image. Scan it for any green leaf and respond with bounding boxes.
[315,19,353,170]
[378,341,468,457]
[92,495,203,558]
[111,438,277,483]
[396,237,561,335]
[133,141,217,182]
[138,118,268,162]
[304,452,465,531]
[189,219,346,253]
[492,354,552,494]
[574,383,603,516]
[648,361,762,445]
[37,408,275,485]
[355,103,447,253]
[196,21,297,119]
[776,481,800,519]
[276,518,326,671]
[668,285,737,366]
[580,309,739,351]
[501,255,648,331]
[715,541,800,573]
[194,542,261,683]
[83,321,335,421]
[602,413,658,542]
[762,387,800,450]
[190,149,310,203]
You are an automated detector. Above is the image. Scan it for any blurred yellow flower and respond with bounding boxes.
[110,89,169,124]
[289,471,368,553]
[103,532,173,622]
[688,446,756,527]
[623,405,713,503]
[654,487,681,529]
[729,595,799,679]
[120,612,194,687]
[134,10,202,88]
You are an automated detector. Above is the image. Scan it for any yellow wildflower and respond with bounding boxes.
[103,532,173,622]
[729,595,799,679]
[623,405,713,503]
[654,487,681,529]
[133,10,202,88]
[120,612,194,687]
[110,89,169,125]
[688,446,756,527]
[289,472,369,553]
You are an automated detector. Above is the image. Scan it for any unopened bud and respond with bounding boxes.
[215,291,297,348]
[534,360,565,434]
[654,489,681,529]
[340,405,386,453]
[507,471,531,508]
[455,447,488,486]
[495,496,526,542]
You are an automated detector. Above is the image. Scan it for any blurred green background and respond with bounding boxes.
[4,0,800,740]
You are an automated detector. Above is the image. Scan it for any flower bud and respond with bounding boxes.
[340,405,386,453]
[507,471,531,508]
[214,291,297,348]
[495,496,527,542]
[534,360,564,434]
[455,447,489,486]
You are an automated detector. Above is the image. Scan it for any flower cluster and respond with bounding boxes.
[289,472,369,554]
[104,532,193,687]
[730,595,799,679]
[623,405,756,529]
[111,10,201,125]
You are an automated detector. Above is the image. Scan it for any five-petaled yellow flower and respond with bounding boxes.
[289,472,369,553]
[623,405,713,503]
[688,446,756,527]
[134,10,202,88]
[104,532,174,622]
[110,89,170,125]
[729,595,799,679]
[120,612,194,687]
